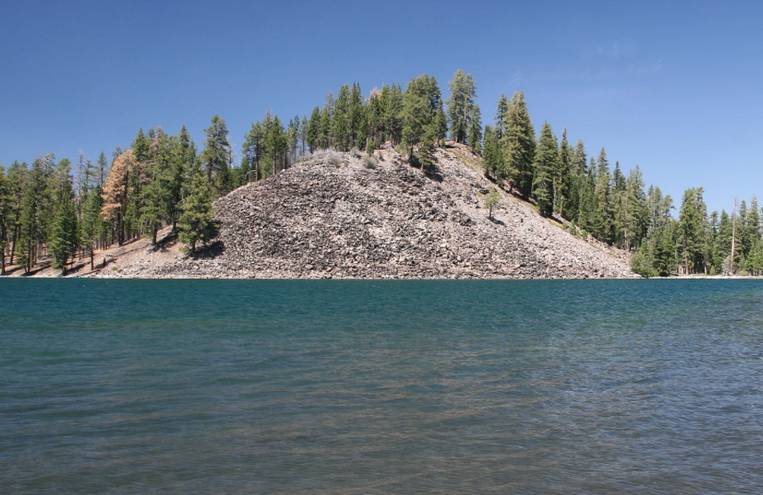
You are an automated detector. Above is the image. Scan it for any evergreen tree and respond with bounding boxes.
[319,96,333,149]
[567,140,587,221]
[349,82,365,149]
[502,92,535,196]
[0,167,8,274]
[555,129,571,217]
[677,187,708,274]
[624,166,648,249]
[494,95,509,138]
[201,115,232,195]
[381,84,404,145]
[96,152,109,187]
[447,69,477,144]
[332,85,352,151]
[631,241,657,277]
[48,159,78,274]
[402,75,444,162]
[178,169,215,254]
[132,129,150,162]
[241,121,264,182]
[532,122,558,217]
[653,221,678,276]
[307,106,321,152]
[468,106,482,153]
[5,162,28,265]
[482,126,500,178]
[592,148,613,242]
[17,155,52,272]
[262,113,288,177]
[366,88,385,150]
[287,116,300,162]
[80,182,103,269]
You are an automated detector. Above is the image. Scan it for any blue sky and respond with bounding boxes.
[1,0,761,212]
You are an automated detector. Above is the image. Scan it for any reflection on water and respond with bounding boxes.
[1,280,762,494]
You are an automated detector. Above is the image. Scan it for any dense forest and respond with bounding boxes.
[0,69,761,277]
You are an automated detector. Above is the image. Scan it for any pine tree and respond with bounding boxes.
[80,183,103,269]
[132,129,150,162]
[592,148,613,242]
[287,116,300,162]
[555,129,571,217]
[0,167,8,274]
[319,96,333,149]
[381,84,404,145]
[242,121,264,183]
[502,92,535,196]
[447,69,477,144]
[178,169,215,254]
[482,126,500,178]
[494,95,509,138]
[567,140,586,221]
[307,106,321,152]
[402,75,444,162]
[17,155,52,272]
[532,122,558,217]
[653,221,678,276]
[624,166,648,249]
[48,159,78,274]
[332,85,352,151]
[468,106,482,153]
[101,151,134,245]
[677,187,708,274]
[201,115,232,195]
[96,152,109,187]
[349,82,365,149]
[5,162,28,265]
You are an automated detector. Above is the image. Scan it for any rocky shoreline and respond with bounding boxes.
[93,146,636,279]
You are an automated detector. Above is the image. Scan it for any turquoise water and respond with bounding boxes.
[1,280,762,494]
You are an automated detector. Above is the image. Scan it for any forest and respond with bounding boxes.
[0,69,761,277]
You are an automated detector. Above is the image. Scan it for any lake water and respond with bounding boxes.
[1,280,762,494]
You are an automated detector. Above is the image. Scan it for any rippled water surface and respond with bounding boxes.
[1,280,762,494]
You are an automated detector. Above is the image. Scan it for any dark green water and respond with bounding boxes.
[1,280,762,494]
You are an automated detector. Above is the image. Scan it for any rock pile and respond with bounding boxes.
[120,146,636,279]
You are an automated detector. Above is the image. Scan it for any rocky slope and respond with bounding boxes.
[96,144,635,279]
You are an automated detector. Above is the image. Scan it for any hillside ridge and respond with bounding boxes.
[92,144,635,279]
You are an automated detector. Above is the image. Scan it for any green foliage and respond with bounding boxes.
[482,126,500,178]
[484,188,499,219]
[402,75,444,160]
[502,92,535,196]
[178,170,215,254]
[447,69,479,145]
[677,187,707,274]
[307,106,321,152]
[532,122,558,217]
[48,159,78,273]
[555,130,572,217]
[0,167,8,273]
[201,115,232,195]
[630,243,658,278]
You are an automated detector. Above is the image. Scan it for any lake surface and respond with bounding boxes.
[1,280,762,494]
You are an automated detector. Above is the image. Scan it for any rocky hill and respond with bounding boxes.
[96,144,635,279]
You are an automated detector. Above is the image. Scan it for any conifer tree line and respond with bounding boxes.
[0,68,760,276]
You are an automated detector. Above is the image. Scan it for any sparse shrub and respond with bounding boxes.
[484,188,499,219]
[631,244,658,278]
[363,156,378,169]
[327,153,341,167]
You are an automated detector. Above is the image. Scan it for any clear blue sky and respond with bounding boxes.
[1,0,761,212]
